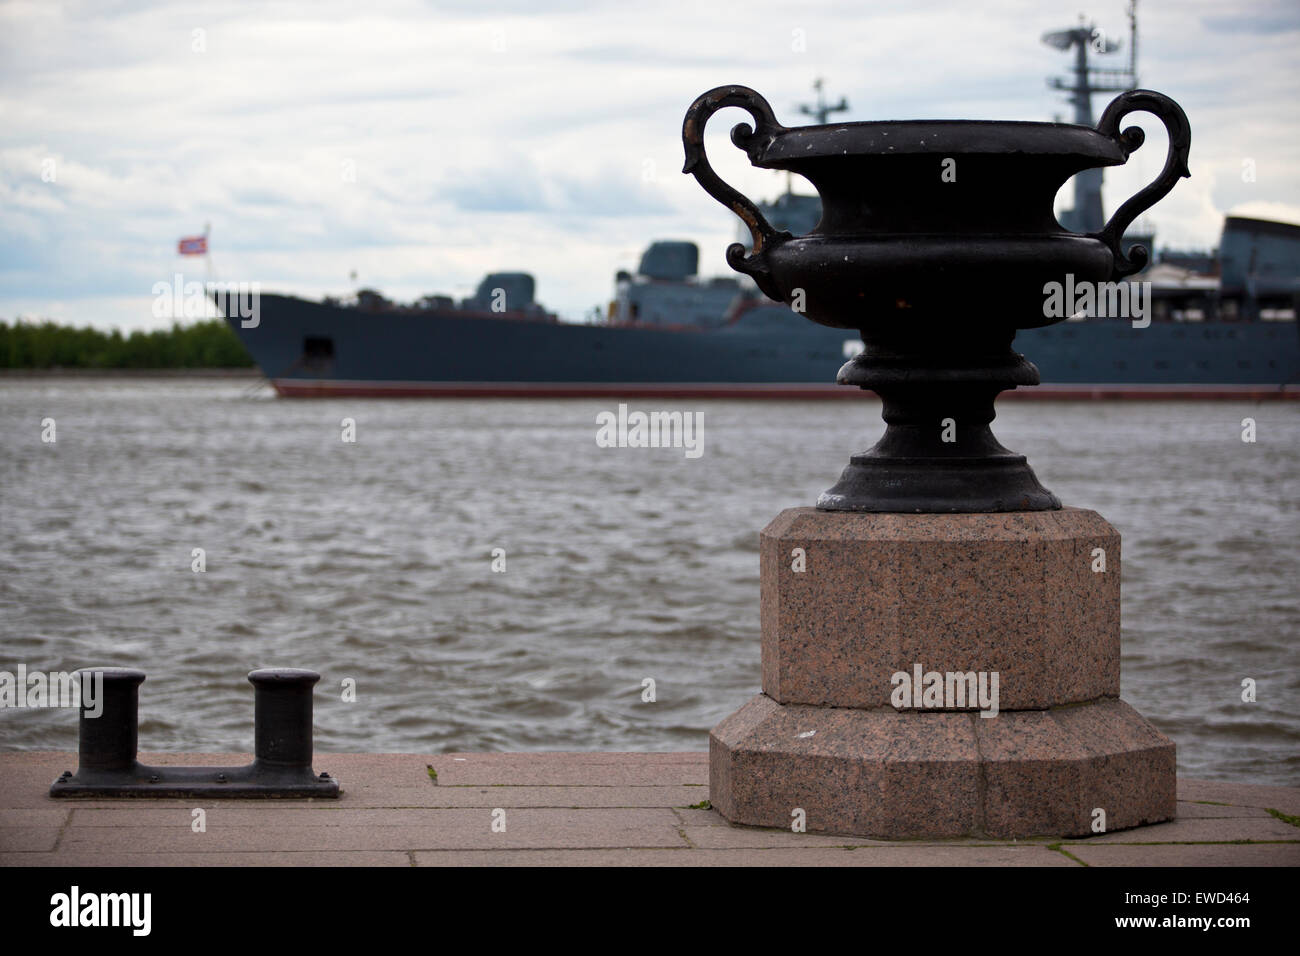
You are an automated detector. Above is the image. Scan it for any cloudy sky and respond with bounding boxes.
[2,0,1298,329]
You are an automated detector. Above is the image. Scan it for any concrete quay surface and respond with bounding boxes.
[1,751,1297,867]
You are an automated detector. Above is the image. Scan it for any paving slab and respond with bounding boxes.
[681,824,890,849]
[411,845,1077,867]
[54,808,686,853]
[1067,843,1300,867]
[1172,801,1271,819]
[0,827,60,853]
[0,752,1294,867]
[426,752,709,786]
[1178,779,1300,816]
[18,851,414,867]
[0,809,70,828]
[1061,815,1299,844]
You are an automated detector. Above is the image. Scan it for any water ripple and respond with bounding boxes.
[0,380,1296,784]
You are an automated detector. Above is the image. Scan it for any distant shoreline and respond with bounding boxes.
[0,368,261,379]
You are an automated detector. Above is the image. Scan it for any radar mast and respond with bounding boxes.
[1042,1,1139,233]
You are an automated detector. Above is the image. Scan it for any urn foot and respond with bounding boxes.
[818,452,1061,513]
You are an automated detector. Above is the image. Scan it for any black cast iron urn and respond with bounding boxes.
[683,85,1190,512]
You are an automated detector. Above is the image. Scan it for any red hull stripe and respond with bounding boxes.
[270,379,1300,401]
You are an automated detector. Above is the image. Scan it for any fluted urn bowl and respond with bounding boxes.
[682,85,1191,513]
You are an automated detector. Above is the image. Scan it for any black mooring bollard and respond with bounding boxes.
[74,667,145,775]
[250,668,318,770]
[51,666,339,798]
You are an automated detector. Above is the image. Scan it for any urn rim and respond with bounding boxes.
[751,120,1127,168]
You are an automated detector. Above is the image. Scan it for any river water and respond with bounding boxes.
[1,378,1296,784]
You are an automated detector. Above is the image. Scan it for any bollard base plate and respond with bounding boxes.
[50,761,340,798]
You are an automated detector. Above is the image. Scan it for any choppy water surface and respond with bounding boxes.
[1,378,1296,784]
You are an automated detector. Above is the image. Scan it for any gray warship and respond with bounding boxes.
[223,11,1298,399]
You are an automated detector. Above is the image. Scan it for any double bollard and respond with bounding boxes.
[50,667,340,798]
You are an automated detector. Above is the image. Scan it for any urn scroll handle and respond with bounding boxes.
[1092,89,1192,279]
[682,85,793,301]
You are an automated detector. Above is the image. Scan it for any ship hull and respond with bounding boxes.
[227,294,1300,399]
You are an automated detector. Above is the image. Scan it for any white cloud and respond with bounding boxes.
[1,0,1297,329]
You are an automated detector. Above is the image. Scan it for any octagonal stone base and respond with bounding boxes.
[710,694,1175,839]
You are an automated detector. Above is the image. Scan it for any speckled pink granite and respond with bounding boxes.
[712,505,1176,840]
[760,507,1121,710]
[710,695,1176,839]
[976,699,1177,836]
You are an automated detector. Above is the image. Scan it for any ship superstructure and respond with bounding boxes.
[218,12,1297,400]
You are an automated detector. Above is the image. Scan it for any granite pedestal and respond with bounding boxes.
[710,507,1176,839]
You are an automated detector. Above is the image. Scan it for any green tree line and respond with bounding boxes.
[0,319,254,369]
